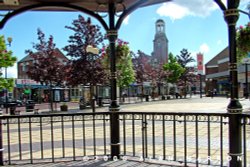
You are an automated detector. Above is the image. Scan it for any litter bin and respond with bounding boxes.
[26,101,35,112]
[8,103,16,115]
[79,97,86,110]
[145,95,149,102]
[98,97,103,107]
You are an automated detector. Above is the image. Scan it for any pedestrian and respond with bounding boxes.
[213,88,217,97]
[210,90,214,98]
[175,89,179,99]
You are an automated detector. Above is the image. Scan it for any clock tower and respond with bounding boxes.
[152,19,169,63]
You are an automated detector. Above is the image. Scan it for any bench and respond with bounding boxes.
[26,108,39,114]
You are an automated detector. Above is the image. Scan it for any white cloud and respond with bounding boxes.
[123,15,130,25]
[157,0,218,20]
[6,63,17,78]
[156,2,190,20]
[199,43,210,54]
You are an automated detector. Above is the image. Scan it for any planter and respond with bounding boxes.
[60,105,68,111]
[161,95,166,100]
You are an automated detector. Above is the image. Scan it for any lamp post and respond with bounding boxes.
[245,63,249,99]
[243,58,250,99]
[5,37,12,114]
[205,78,213,97]
[86,45,99,112]
[199,74,202,98]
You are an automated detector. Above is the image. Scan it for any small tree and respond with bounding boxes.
[163,53,185,95]
[0,36,17,95]
[26,29,67,111]
[132,50,150,100]
[102,39,135,101]
[63,15,108,109]
[176,49,196,97]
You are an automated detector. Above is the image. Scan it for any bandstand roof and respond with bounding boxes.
[0,0,169,12]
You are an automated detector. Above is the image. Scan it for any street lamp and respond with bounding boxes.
[86,45,99,112]
[199,74,202,98]
[243,58,250,99]
[5,37,12,114]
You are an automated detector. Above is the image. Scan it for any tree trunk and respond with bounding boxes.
[49,85,54,112]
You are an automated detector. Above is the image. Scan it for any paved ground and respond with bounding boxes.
[48,95,250,114]
[2,95,250,167]
[9,95,250,114]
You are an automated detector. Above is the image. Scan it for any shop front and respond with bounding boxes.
[15,79,70,103]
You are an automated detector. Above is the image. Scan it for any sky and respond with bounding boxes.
[0,0,249,78]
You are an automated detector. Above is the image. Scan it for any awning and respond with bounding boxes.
[15,84,49,89]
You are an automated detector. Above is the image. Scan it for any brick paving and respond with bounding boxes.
[2,95,250,166]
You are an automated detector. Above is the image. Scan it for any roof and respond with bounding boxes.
[205,47,229,67]
[0,0,170,12]
[18,48,68,63]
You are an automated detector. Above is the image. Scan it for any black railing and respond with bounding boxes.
[0,112,250,166]
[0,113,110,165]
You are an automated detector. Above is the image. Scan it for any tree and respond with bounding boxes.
[102,39,135,101]
[26,29,67,111]
[236,22,250,62]
[132,50,150,100]
[176,49,195,67]
[163,53,184,84]
[176,49,197,97]
[0,36,17,92]
[63,15,108,108]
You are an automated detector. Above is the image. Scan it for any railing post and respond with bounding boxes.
[107,2,120,159]
[0,109,4,165]
[223,2,243,166]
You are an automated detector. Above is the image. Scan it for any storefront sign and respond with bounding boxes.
[16,79,40,85]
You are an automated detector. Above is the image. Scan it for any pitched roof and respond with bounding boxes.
[18,48,68,63]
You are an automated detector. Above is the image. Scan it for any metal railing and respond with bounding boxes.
[0,112,250,166]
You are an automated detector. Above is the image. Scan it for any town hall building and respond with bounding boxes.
[152,19,169,63]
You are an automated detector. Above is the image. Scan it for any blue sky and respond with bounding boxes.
[0,0,249,78]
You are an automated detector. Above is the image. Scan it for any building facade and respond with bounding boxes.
[15,48,70,102]
[152,19,169,64]
[205,47,248,97]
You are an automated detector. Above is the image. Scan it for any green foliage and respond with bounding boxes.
[176,49,195,67]
[237,22,250,63]
[163,53,185,84]
[0,35,17,91]
[102,39,135,88]
[117,51,135,88]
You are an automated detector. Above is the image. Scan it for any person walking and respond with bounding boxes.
[213,88,217,97]
[210,89,214,98]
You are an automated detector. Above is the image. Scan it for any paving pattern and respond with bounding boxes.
[2,96,250,166]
